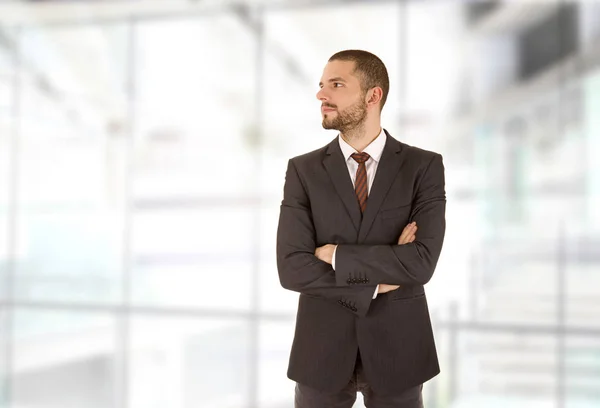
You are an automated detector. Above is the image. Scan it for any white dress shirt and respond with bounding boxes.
[332,127,386,299]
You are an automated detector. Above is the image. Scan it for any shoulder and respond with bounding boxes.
[400,141,443,164]
[288,144,330,169]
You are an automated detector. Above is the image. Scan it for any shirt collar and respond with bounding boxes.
[338,127,386,163]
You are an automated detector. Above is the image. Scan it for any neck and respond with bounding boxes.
[340,120,382,152]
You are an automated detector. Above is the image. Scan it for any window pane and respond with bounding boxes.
[565,335,600,407]
[0,27,13,302]
[131,207,254,310]
[14,211,123,303]
[259,203,298,314]
[0,309,7,408]
[12,310,117,408]
[445,330,558,407]
[132,262,253,311]
[11,24,129,304]
[0,116,10,302]
[132,207,254,257]
[130,316,251,408]
[258,321,295,407]
[0,27,14,111]
[133,16,258,200]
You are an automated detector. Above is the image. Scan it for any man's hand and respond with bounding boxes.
[379,222,418,294]
[378,283,401,294]
[315,222,417,292]
[314,244,336,265]
[398,221,417,245]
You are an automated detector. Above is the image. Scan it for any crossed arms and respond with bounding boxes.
[276,154,446,315]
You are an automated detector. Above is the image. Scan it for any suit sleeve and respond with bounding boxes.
[334,154,446,286]
[334,245,379,298]
[276,159,376,316]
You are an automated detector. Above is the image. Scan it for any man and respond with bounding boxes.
[276,49,446,408]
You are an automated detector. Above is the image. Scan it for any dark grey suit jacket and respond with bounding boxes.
[276,129,446,395]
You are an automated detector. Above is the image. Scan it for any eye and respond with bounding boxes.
[333,82,343,87]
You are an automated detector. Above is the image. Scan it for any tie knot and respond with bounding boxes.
[351,152,370,164]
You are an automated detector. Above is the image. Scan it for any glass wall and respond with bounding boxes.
[12,23,129,305]
[0,1,599,408]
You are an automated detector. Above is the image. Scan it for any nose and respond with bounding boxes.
[316,87,328,101]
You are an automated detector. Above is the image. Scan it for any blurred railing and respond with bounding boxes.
[429,222,600,408]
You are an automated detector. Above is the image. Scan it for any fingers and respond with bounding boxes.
[397,224,412,244]
[314,246,322,259]
[398,222,417,245]
[379,284,401,294]
[378,284,401,294]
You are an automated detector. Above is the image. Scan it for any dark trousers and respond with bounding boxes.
[294,353,424,408]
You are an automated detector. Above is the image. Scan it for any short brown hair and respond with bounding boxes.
[329,49,390,110]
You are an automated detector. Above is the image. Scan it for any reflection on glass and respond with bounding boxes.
[130,317,250,408]
[12,310,116,408]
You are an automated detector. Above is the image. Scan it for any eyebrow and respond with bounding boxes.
[319,77,347,86]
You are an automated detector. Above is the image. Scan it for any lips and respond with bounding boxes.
[321,106,336,113]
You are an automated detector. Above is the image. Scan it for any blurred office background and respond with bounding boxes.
[0,0,599,407]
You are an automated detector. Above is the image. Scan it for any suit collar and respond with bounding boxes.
[323,136,362,232]
[325,128,401,156]
[323,129,404,239]
[337,127,386,164]
[357,129,404,242]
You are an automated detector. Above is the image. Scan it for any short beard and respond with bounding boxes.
[322,95,368,135]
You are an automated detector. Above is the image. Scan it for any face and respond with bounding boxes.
[316,60,369,133]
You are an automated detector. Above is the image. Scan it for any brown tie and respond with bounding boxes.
[351,152,370,213]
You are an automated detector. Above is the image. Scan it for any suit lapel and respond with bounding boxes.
[323,137,362,232]
[357,130,404,243]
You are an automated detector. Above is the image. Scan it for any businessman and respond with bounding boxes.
[276,50,446,407]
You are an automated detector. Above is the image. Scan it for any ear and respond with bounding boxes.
[366,87,383,108]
